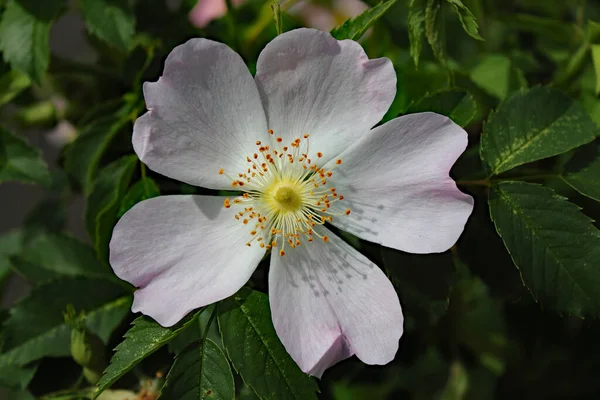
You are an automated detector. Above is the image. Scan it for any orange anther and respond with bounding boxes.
[345,209,351,215]
[268,129,274,134]
[256,140,261,145]
[224,198,231,208]
[276,137,283,143]
[322,236,329,242]
[218,168,224,175]
[317,152,323,158]
[336,159,342,165]
[280,250,285,256]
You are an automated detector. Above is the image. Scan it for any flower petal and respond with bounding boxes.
[109,195,265,327]
[255,28,396,162]
[327,112,474,254]
[133,38,268,190]
[269,227,403,377]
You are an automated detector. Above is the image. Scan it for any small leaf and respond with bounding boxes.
[330,0,398,41]
[562,141,600,202]
[10,233,113,283]
[160,339,235,400]
[0,278,129,367]
[80,0,135,52]
[85,155,138,263]
[407,0,427,67]
[0,230,23,284]
[93,312,202,399]
[117,177,160,218]
[425,0,446,65]
[445,0,482,40]
[406,89,477,127]
[0,70,31,106]
[0,126,51,186]
[0,0,50,84]
[470,54,527,100]
[481,87,598,176]
[218,288,319,400]
[489,181,600,317]
[64,102,134,192]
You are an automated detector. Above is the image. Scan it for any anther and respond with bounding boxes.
[218,168,224,175]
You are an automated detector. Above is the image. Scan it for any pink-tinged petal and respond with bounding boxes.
[269,227,403,377]
[255,28,395,163]
[133,38,268,190]
[326,112,474,254]
[188,0,227,28]
[109,195,265,327]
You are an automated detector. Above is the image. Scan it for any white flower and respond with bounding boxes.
[109,28,473,377]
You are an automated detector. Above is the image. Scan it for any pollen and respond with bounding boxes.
[218,134,351,253]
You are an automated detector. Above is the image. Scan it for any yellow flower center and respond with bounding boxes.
[219,131,350,256]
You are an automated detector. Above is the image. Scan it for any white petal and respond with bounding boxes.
[326,112,474,254]
[109,195,265,327]
[255,28,396,162]
[269,227,403,377]
[133,38,269,190]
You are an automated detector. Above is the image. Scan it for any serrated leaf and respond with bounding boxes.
[425,0,446,65]
[330,0,398,40]
[93,312,202,399]
[218,288,318,400]
[408,0,427,67]
[0,0,50,84]
[481,87,598,176]
[117,177,160,218]
[445,0,482,40]
[0,278,130,367]
[80,0,135,52]
[10,233,113,283]
[562,141,600,202]
[489,181,600,317]
[160,338,234,400]
[85,155,138,263]
[0,126,51,186]
[64,103,133,192]
[0,70,30,106]
[470,54,526,100]
[406,89,477,127]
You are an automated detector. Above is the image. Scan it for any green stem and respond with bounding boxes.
[457,173,560,187]
[140,162,147,179]
[202,305,218,342]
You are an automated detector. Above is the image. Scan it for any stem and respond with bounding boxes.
[202,305,218,342]
[140,162,147,179]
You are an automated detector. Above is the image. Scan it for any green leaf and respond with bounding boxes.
[10,233,113,283]
[445,0,482,40]
[160,338,235,400]
[218,288,318,400]
[481,87,598,176]
[85,155,138,263]
[408,0,427,67]
[15,0,65,21]
[406,89,477,127]
[330,0,398,41]
[0,0,50,84]
[64,103,133,193]
[80,0,135,52]
[591,45,600,95]
[489,181,600,317]
[425,0,446,65]
[0,278,129,367]
[0,70,30,106]
[562,141,600,202]
[470,54,526,100]
[0,230,24,284]
[93,312,202,399]
[117,177,160,218]
[0,364,37,389]
[0,126,51,186]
